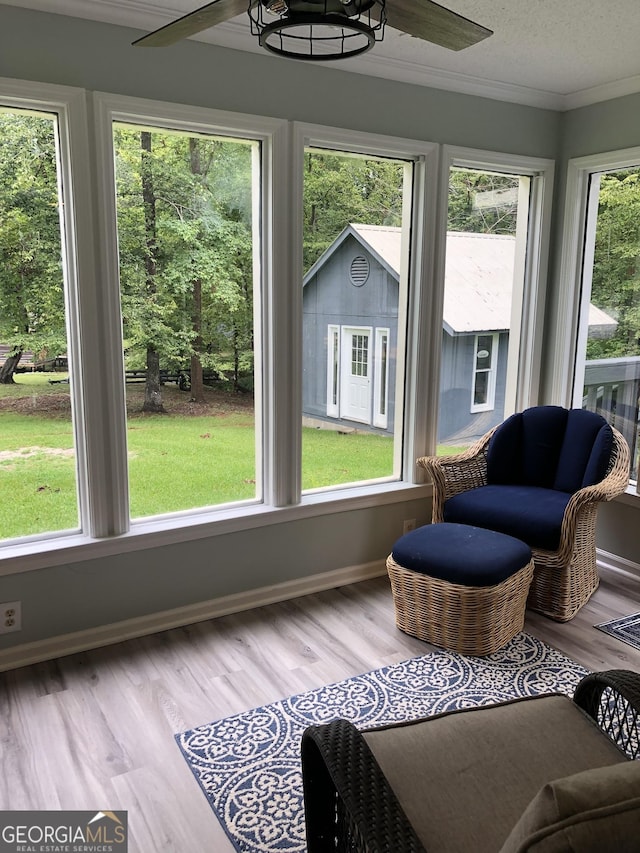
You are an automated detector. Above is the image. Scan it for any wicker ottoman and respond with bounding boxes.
[386,522,534,655]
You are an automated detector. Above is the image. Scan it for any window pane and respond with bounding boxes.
[575,166,640,481]
[113,123,260,518]
[439,167,527,452]
[473,370,489,406]
[301,149,410,491]
[0,108,79,542]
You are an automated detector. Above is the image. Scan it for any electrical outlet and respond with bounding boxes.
[402,518,417,535]
[0,601,21,634]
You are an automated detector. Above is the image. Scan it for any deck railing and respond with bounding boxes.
[583,356,640,470]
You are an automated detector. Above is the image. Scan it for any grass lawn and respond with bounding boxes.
[0,374,465,540]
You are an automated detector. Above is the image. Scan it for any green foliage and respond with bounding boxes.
[0,112,66,365]
[114,127,255,382]
[587,169,640,359]
[447,168,519,235]
[303,151,405,272]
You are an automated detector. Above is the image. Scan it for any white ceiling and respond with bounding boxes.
[5,0,640,110]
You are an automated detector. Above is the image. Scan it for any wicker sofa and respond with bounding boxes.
[301,670,640,853]
[418,406,630,621]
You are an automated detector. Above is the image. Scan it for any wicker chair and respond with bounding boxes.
[418,406,630,622]
[302,670,640,853]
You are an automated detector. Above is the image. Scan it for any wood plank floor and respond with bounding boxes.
[1,565,639,851]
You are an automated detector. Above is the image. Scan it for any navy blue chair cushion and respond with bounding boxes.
[487,406,568,487]
[486,405,612,493]
[391,522,532,587]
[554,409,613,491]
[443,485,573,551]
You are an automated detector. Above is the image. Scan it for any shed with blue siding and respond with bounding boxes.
[302,225,615,444]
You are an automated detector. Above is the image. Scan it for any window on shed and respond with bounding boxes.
[471,333,498,412]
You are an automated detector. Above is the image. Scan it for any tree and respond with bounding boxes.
[448,168,519,235]
[114,127,255,404]
[140,131,166,413]
[0,112,66,383]
[303,151,405,272]
[587,169,640,359]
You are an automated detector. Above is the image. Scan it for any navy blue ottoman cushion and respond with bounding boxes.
[391,522,532,587]
[443,485,573,551]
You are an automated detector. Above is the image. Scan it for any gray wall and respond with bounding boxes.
[0,6,561,154]
[0,4,587,652]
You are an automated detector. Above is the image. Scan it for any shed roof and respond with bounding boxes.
[325,224,616,335]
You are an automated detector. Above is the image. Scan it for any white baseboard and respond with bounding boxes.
[4,551,633,673]
[597,548,640,581]
[0,560,387,672]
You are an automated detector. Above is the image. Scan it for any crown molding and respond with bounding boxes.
[564,73,640,111]
[4,0,640,112]
[345,49,566,111]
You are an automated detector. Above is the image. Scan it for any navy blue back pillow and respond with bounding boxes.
[486,406,612,493]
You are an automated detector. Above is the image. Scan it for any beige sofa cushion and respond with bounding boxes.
[363,694,627,853]
[499,760,640,853]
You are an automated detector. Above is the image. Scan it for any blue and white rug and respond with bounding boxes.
[176,632,587,853]
[596,612,640,651]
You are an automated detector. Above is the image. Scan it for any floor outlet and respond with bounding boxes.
[0,601,22,634]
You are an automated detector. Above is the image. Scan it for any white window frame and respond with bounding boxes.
[326,324,340,418]
[0,90,557,573]
[373,327,390,429]
[0,78,99,545]
[552,146,640,491]
[295,123,439,489]
[550,146,640,407]
[434,147,555,440]
[471,333,499,413]
[0,96,443,571]
[90,93,290,530]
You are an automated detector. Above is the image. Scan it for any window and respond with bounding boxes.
[471,333,498,412]
[111,121,261,519]
[0,86,557,562]
[373,328,390,429]
[436,151,554,455]
[0,94,83,543]
[560,148,640,485]
[326,324,340,418]
[300,141,418,492]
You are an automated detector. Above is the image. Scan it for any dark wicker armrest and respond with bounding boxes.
[302,718,427,853]
[573,670,640,759]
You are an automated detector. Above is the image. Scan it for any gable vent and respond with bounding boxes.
[350,255,370,287]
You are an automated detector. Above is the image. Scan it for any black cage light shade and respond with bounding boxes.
[248,0,387,60]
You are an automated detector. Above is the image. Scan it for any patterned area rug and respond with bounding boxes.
[176,632,587,853]
[596,612,640,651]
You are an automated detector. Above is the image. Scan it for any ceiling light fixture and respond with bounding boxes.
[248,0,386,61]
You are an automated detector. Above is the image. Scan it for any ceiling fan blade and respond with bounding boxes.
[384,0,492,51]
[132,0,248,47]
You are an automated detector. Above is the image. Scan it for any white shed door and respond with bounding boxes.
[340,327,372,424]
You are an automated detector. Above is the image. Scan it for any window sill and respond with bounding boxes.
[0,480,432,577]
[613,483,640,508]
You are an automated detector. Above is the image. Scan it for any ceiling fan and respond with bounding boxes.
[133,0,492,62]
